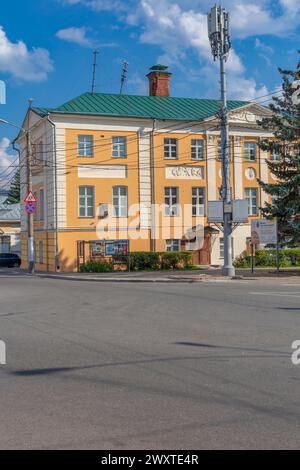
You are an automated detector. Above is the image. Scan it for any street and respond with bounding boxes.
[0,270,300,449]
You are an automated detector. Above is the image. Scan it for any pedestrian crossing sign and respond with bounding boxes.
[24,191,37,203]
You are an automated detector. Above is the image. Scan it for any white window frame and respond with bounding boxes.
[219,237,234,259]
[39,189,44,221]
[270,149,280,161]
[244,141,257,161]
[113,186,128,218]
[164,187,179,216]
[192,187,205,216]
[38,141,44,163]
[79,186,94,218]
[112,136,127,158]
[164,138,178,160]
[245,188,258,216]
[166,239,181,252]
[78,135,94,157]
[191,139,204,160]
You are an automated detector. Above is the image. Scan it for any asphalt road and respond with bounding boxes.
[0,269,300,449]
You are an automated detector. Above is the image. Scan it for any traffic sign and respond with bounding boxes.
[24,191,37,203]
[25,202,36,215]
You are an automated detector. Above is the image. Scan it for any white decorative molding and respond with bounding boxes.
[245,167,256,181]
[78,165,127,179]
[208,135,215,144]
[165,166,204,180]
[138,129,151,229]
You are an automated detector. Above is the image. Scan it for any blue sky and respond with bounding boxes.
[0,0,299,185]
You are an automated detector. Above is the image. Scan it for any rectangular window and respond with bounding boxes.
[192,187,205,216]
[78,135,94,157]
[33,191,38,221]
[191,139,204,160]
[39,189,44,221]
[39,241,43,264]
[244,141,257,161]
[113,186,128,217]
[219,238,234,259]
[245,188,258,216]
[79,186,94,217]
[38,141,44,163]
[270,149,280,161]
[164,187,179,216]
[112,136,127,158]
[166,239,181,252]
[164,138,178,159]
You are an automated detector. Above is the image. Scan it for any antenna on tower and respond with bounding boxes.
[91,49,99,94]
[120,60,129,95]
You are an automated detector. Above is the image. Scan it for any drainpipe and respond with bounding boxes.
[47,115,60,271]
[150,119,156,251]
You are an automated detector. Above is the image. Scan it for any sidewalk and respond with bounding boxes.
[35,267,300,284]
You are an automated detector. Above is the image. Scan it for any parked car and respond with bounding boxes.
[0,253,21,268]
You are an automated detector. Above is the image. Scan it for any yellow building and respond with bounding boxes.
[16,65,276,272]
[0,190,20,256]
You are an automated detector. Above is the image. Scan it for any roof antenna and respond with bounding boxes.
[91,49,99,94]
[120,60,129,95]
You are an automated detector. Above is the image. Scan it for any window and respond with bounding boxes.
[166,239,181,252]
[112,137,127,158]
[79,186,94,217]
[33,191,38,221]
[270,148,280,161]
[244,141,257,161]
[164,138,178,159]
[164,187,179,216]
[39,189,44,221]
[113,186,128,217]
[191,139,204,160]
[219,238,234,259]
[245,188,258,216]
[38,141,44,163]
[192,187,205,216]
[78,135,94,157]
[39,241,43,264]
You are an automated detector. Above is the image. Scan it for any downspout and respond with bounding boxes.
[47,115,60,271]
[150,119,156,251]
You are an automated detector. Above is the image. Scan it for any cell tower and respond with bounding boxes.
[91,49,99,94]
[208,5,235,277]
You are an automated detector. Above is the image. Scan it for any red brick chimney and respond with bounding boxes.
[147,64,172,97]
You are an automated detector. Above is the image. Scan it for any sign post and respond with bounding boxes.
[251,219,278,272]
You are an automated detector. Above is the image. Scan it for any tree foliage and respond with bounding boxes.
[5,169,20,204]
[258,54,300,245]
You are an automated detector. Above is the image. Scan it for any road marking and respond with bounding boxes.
[250,292,300,298]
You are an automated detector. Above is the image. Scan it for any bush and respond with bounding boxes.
[160,251,193,270]
[128,252,160,271]
[234,249,300,268]
[80,260,113,273]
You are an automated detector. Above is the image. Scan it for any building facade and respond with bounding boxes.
[0,190,20,255]
[16,66,276,272]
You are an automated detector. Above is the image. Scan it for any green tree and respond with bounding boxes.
[258,56,300,245]
[5,169,20,204]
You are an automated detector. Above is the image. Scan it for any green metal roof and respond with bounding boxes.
[33,92,249,122]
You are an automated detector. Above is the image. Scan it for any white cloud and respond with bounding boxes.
[63,0,300,99]
[56,27,95,48]
[0,26,53,82]
[0,138,18,189]
[62,0,129,11]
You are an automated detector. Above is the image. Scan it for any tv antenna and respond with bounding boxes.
[91,49,99,94]
[120,60,129,95]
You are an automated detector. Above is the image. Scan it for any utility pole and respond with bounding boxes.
[120,60,129,95]
[27,99,35,274]
[91,49,99,94]
[208,4,235,277]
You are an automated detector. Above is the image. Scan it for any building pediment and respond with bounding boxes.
[228,103,272,127]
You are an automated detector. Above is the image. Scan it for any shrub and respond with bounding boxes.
[80,260,113,273]
[160,251,193,270]
[233,249,300,268]
[128,252,160,271]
